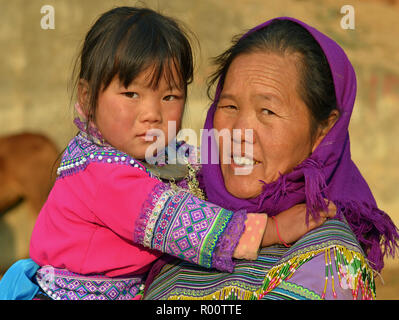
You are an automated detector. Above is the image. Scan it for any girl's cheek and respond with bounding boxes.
[169,107,184,122]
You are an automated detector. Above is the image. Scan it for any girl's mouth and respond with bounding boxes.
[137,130,162,142]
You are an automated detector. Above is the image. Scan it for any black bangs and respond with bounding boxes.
[103,9,193,91]
[74,7,194,122]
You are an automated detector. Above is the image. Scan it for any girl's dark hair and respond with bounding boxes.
[72,6,194,124]
[208,19,338,137]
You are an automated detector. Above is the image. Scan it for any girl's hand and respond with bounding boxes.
[262,201,337,247]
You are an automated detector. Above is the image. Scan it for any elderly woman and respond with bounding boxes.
[144,17,399,300]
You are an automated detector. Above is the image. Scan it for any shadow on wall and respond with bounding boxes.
[0,133,60,271]
[0,219,15,274]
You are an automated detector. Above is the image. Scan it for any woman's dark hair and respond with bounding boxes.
[208,19,338,137]
[72,6,194,124]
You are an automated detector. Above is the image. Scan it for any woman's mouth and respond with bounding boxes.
[231,155,261,166]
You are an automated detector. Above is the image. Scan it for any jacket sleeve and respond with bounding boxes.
[91,163,249,272]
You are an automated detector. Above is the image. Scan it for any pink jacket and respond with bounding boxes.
[30,163,162,277]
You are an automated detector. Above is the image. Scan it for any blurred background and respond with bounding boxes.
[0,0,398,299]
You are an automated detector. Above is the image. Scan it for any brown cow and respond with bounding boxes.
[0,133,60,217]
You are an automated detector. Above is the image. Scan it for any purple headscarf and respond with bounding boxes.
[200,17,399,272]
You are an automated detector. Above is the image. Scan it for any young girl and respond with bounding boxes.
[0,7,334,301]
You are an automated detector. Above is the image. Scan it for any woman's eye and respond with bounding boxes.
[123,92,139,98]
[219,105,238,110]
[262,108,275,116]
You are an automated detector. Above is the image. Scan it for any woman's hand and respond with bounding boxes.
[262,201,337,247]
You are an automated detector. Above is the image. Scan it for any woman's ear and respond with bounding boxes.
[311,109,340,152]
[77,79,90,119]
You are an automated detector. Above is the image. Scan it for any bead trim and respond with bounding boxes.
[56,132,152,179]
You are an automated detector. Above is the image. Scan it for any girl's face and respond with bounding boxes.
[90,65,185,159]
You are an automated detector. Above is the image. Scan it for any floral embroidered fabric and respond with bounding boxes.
[35,266,145,300]
[134,183,242,272]
[144,219,376,300]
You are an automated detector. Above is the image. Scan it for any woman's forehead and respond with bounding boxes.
[221,52,300,99]
[230,51,299,74]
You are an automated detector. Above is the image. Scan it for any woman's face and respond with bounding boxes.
[214,51,317,199]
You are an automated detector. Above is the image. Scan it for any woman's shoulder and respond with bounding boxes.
[266,218,376,299]
[283,218,364,260]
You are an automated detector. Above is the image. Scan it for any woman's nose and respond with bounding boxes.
[232,113,257,145]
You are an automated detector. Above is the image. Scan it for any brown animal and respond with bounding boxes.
[0,133,60,217]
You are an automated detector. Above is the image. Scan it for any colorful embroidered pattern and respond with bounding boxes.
[135,183,236,270]
[271,281,321,300]
[144,219,376,300]
[57,132,152,179]
[134,183,171,247]
[36,266,145,300]
[144,245,286,300]
[143,187,176,248]
[334,245,375,299]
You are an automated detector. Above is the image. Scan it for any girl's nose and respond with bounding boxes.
[139,102,162,124]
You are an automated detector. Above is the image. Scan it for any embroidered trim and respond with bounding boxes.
[57,132,152,179]
[35,266,145,300]
[277,281,322,300]
[213,209,247,272]
[199,207,235,269]
[168,285,256,300]
[143,188,176,247]
[134,183,171,245]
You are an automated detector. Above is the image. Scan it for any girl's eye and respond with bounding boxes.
[163,95,176,101]
[123,92,139,98]
[163,95,182,101]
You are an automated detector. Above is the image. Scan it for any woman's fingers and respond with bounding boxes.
[308,201,337,230]
[307,215,325,230]
[318,200,337,219]
[327,201,337,218]
[271,200,337,246]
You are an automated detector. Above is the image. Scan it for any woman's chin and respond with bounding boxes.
[222,167,264,199]
[221,162,281,199]
[225,182,263,199]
